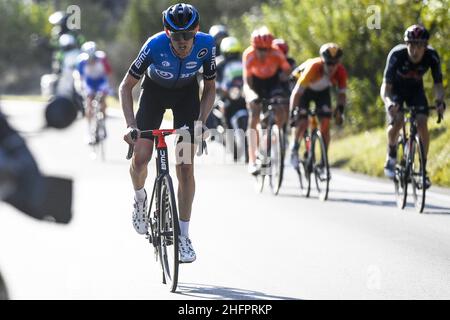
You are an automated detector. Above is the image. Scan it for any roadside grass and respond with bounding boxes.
[329,113,450,187]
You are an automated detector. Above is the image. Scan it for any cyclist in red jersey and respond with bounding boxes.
[243,27,292,175]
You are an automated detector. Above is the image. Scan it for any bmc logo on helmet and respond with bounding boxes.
[155,69,174,79]
[197,48,208,59]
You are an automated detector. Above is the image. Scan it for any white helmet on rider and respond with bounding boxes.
[81,41,97,58]
[59,34,77,51]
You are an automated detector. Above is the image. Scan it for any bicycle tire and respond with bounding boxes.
[411,136,426,213]
[158,174,179,292]
[255,126,267,193]
[300,134,312,197]
[269,124,284,195]
[312,130,330,201]
[394,136,408,209]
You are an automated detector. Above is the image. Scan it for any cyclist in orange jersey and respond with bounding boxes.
[243,27,292,175]
[289,43,347,168]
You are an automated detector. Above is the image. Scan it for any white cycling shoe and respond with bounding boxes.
[132,192,148,235]
[179,235,196,263]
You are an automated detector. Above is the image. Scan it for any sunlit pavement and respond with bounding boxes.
[1,100,450,299]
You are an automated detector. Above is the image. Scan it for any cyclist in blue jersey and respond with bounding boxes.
[120,3,216,263]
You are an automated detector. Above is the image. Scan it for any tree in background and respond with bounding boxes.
[0,1,53,93]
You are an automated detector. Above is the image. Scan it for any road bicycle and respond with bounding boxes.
[126,128,206,292]
[88,92,107,161]
[255,97,288,195]
[293,108,330,201]
[394,106,442,213]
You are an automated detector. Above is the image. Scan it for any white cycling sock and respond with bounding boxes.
[179,220,189,237]
[134,188,146,202]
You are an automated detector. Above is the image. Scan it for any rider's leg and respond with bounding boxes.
[319,117,331,150]
[387,112,404,155]
[384,104,404,178]
[175,143,196,223]
[247,100,261,165]
[86,94,94,124]
[100,94,107,118]
[130,138,153,191]
[410,91,430,160]
[416,114,429,159]
[315,89,333,150]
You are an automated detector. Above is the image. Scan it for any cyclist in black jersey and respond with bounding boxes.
[380,24,445,187]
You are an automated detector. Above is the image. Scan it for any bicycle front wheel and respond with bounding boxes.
[312,130,330,201]
[394,137,408,209]
[295,135,311,197]
[411,136,426,213]
[158,175,179,292]
[269,124,284,195]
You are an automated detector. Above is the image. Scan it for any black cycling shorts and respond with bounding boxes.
[251,74,285,101]
[299,88,332,118]
[136,76,200,142]
[388,83,429,123]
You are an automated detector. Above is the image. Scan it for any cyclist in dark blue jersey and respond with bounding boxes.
[381,24,445,187]
[119,3,216,263]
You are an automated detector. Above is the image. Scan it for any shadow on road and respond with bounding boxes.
[175,283,299,300]
[327,197,450,213]
[331,189,393,196]
[0,271,9,300]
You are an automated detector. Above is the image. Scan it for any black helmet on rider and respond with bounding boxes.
[162,3,199,32]
[320,43,343,65]
[404,24,430,43]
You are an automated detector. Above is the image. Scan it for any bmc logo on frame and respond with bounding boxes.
[160,151,167,171]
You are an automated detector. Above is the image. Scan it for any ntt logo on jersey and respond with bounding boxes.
[197,48,208,59]
[155,69,174,79]
[186,61,198,69]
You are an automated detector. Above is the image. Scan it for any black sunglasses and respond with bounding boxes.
[326,61,337,66]
[170,31,196,41]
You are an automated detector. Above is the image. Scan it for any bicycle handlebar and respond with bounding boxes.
[126,128,208,160]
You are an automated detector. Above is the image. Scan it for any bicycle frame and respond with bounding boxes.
[140,130,177,246]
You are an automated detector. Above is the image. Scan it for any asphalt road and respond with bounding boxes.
[1,100,449,300]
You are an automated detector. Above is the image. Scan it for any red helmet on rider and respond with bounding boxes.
[251,27,274,50]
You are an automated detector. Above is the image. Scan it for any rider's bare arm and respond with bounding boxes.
[337,92,347,107]
[434,83,445,104]
[289,82,305,112]
[119,73,140,128]
[198,79,216,123]
[380,81,395,108]
[243,75,258,99]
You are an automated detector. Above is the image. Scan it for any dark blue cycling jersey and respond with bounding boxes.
[128,31,216,89]
[383,44,442,87]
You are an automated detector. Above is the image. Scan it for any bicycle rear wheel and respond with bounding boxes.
[411,136,426,213]
[312,130,330,201]
[158,175,179,292]
[394,137,408,209]
[269,124,284,195]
